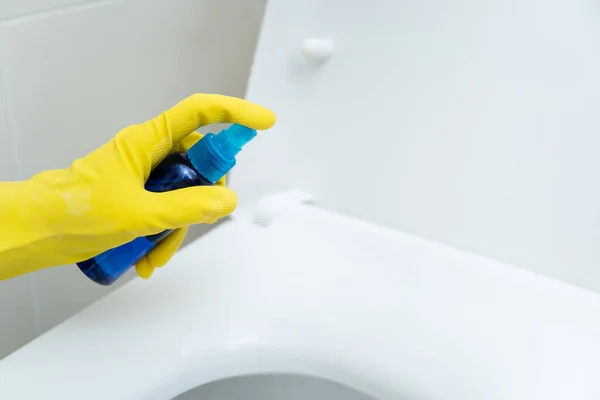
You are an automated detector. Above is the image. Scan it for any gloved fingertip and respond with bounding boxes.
[136,257,154,279]
[205,186,238,220]
[147,227,187,268]
[190,185,238,217]
[172,94,276,135]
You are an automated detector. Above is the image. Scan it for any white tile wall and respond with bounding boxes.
[0,46,37,359]
[1,0,266,178]
[0,0,266,358]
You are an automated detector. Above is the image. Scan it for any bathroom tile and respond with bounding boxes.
[0,0,98,21]
[0,276,36,359]
[0,0,266,332]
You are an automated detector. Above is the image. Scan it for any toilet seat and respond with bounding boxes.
[2,199,600,399]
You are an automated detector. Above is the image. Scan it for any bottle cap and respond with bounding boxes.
[187,124,257,183]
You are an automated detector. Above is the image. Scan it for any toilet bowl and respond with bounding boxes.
[174,374,374,400]
[2,199,600,399]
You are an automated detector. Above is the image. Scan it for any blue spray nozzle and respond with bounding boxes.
[186,124,257,183]
[212,123,257,159]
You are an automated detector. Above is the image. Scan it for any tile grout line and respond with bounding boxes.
[0,0,124,26]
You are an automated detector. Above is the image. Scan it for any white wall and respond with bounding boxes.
[0,0,267,359]
[243,0,600,293]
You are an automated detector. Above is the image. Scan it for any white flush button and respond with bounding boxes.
[301,38,335,63]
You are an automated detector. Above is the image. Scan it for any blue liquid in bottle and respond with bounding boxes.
[77,124,257,285]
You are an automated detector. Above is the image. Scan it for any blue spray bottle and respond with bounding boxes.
[77,124,257,285]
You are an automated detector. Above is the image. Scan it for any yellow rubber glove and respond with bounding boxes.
[0,94,276,281]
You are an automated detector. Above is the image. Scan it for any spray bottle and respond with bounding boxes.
[77,124,256,285]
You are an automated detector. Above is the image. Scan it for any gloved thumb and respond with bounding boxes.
[146,185,237,228]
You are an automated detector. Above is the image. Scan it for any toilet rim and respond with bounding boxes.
[151,345,397,400]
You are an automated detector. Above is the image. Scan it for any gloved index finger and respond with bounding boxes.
[117,93,276,173]
[166,93,276,143]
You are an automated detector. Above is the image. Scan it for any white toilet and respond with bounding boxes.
[3,0,600,398]
[2,196,600,400]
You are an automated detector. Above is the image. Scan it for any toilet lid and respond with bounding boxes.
[2,200,600,399]
[234,0,600,295]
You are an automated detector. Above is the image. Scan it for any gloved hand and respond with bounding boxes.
[0,94,276,281]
